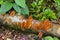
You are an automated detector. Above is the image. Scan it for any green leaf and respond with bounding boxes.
[31,2,36,8]
[42,9,57,20]
[54,0,60,11]
[44,36,53,40]
[41,16,46,21]
[0,0,3,4]
[21,5,29,15]
[13,3,21,13]
[0,1,12,14]
[15,0,26,8]
[56,4,60,11]
[53,37,59,40]
[54,0,60,3]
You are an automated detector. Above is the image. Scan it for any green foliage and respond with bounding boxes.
[30,0,43,13]
[30,0,46,20]
[0,0,29,15]
[54,0,60,4]
[54,0,60,19]
[13,3,21,14]
[0,0,3,4]
[53,37,59,40]
[0,1,12,14]
[30,0,57,20]
[40,9,57,21]
[44,36,53,40]
[21,5,29,15]
[44,36,59,40]
[30,0,57,21]
[15,0,26,8]
[54,0,60,11]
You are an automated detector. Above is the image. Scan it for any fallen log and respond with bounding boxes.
[0,11,59,38]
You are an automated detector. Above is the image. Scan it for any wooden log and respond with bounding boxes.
[0,13,60,38]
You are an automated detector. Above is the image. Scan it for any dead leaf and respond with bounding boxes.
[10,11,15,16]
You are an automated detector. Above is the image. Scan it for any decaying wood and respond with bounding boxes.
[0,15,52,30]
[0,11,59,38]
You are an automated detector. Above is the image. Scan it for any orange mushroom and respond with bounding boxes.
[42,19,52,31]
[26,16,33,29]
[21,21,27,29]
[34,23,39,30]
[38,19,52,38]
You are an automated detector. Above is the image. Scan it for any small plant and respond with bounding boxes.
[30,0,46,20]
[30,0,43,13]
[30,0,57,21]
[40,9,57,21]
[0,0,29,15]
